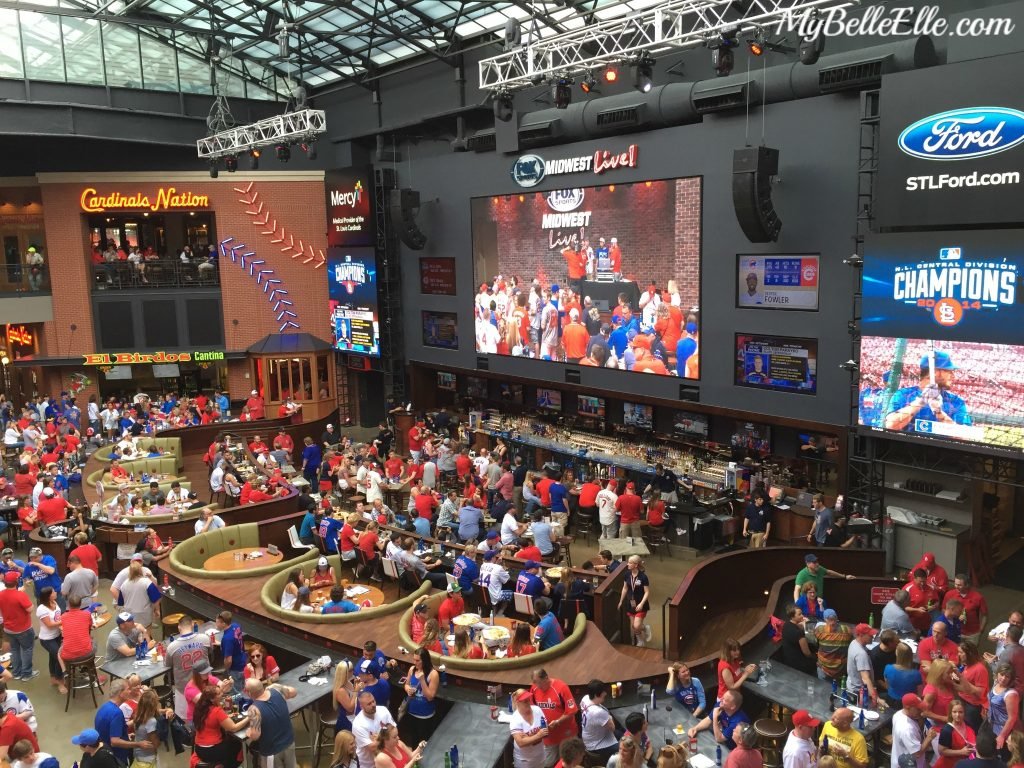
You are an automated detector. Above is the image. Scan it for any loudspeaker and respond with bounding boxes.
[388,188,427,250]
[732,146,782,243]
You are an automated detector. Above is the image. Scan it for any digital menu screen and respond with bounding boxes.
[422,311,458,350]
[328,247,380,357]
[735,334,817,394]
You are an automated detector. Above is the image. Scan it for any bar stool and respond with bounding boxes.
[877,732,893,768]
[310,698,338,768]
[162,612,185,641]
[753,718,788,768]
[64,656,105,711]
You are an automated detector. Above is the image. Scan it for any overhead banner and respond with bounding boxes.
[325,168,375,247]
[877,53,1024,228]
[736,255,819,310]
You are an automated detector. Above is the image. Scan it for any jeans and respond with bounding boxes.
[601,522,619,538]
[8,628,35,678]
[39,636,62,679]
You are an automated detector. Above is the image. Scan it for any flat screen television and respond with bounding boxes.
[731,421,771,455]
[577,395,606,418]
[623,402,654,430]
[437,372,456,391]
[735,333,818,394]
[673,410,709,439]
[465,377,487,399]
[499,383,523,404]
[537,388,562,412]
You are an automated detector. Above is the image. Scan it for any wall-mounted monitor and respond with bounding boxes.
[465,377,487,399]
[736,254,820,310]
[623,402,653,430]
[437,371,456,391]
[537,388,562,412]
[732,421,771,455]
[735,334,818,395]
[328,247,380,357]
[577,395,606,418]
[498,383,523,404]
[471,176,702,379]
[673,410,709,439]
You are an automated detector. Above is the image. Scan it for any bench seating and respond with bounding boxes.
[169,523,317,579]
[259,554,430,623]
[396,591,587,670]
[92,437,183,464]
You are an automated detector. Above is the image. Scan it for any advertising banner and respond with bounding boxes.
[419,257,457,295]
[327,247,379,357]
[877,53,1024,228]
[736,255,819,310]
[325,168,375,247]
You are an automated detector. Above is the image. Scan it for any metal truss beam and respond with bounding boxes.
[196,108,326,158]
[479,0,859,90]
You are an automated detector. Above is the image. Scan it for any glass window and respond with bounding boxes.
[21,11,65,82]
[139,29,177,91]
[287,359,302,400]
[218,68,245,99]
[298,358,312,401]
[316,354,330,399]
[103,24,141,88]
[267,359,280,402]
[61,16,104,85]
[175,35,210,94]
[0,11,23,79]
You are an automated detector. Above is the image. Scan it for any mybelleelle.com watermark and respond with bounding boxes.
[775,5,1016,41]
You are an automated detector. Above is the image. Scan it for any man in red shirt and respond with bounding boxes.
[616,482,644,539]
[248,435,268,454]
[414,487,437,522]
[245,390,265,420]
[514,539,544,562]
[194,392,208,411]
[535,474,554,510]
[917,620,958,678]
[408,421,425,462]
[0,706,38,761]
[455,449,473,480]
[273,428,294,456]
[912,552,950,596]
[0,571,35,680]
[247,481,275,504]
[531,668,579,765]
[903,568,939,634]
[562,310,589,363]
[357,520,385,581]
[437,584,465,629]
[942,574,989,646]
[383,452,405,482]
[37,487,71,526]
[69,532,103,576]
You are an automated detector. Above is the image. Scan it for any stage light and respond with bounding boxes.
[224,154,238,173]
[249,148,260,170]
[843,254,864,267]
[276,143,291,162]
[839,360,859,372]
[580,71,598,94]
[300,142,317,160]
[799,34,824,65]
[208,160,219,179]
[493,90,514,122]
[747,27,767,56]
[603,66,618,84]
[708,27,738,76]
[551,75,573,109]
[632,55,654,93]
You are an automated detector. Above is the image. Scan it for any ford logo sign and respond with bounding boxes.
[898,107,1024,160]
[511,154,545,187]
[546,188,585,212]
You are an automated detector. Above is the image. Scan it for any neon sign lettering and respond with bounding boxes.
[80,187,210,213]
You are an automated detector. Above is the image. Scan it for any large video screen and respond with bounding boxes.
[578,395,605,419]
[859,232,1024,454]
[537,388,562,412]
[674,410,709,439]
[735,334,818,394]
[732,421,771,455]
[471,177,702,378]
[327,247,379,357]
[624,402,654,430]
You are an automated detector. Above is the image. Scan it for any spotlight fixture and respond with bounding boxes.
[208,160,219,179]
[603,65,619,85]
[839,360,860,372]
[276,143,291,162]
[799,34,825,65]
[493,90,514,122]
[551,75,573,109]
[580,71,598,94]
[224,154,238,173]
[249,148,261,170]
[707,27,739,77]
[300,142,317,160]
[747,27,767,56]
[631,55,655,93]
[843,254,864,267]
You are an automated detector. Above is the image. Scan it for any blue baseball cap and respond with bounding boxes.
[72,728,101,747]
[356,658,381,677]
[823,609,838,620]
[524,560,542,570]
[920,351,957,371]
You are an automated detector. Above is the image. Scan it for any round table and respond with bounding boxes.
[92,611,113,629]
[310,583,385,609]
[445,615,523,652]
[204,547,284,572]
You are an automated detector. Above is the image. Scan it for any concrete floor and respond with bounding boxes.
[25,535,1024,768]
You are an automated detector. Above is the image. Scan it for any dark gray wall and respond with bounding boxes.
[399,92,862,428]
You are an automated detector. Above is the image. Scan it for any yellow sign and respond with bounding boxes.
[80,187,210,213]
[6,324,34,350]
[83,350,225,365]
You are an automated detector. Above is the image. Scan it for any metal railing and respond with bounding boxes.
[92,259,220,290]
[0,263,51,294]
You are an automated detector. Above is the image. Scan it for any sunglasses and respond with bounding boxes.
[251,654,262,659]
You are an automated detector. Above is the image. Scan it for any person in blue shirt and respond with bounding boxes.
[298,509,319,546]
[160,394,176,415]
[619,304,641,337]
[533,596,564,651]
[215,611,247,692]
[858,371,891,428]
[318,514,343,554]
[514,561,548,598]
[360,641,392,680]
[411,509,431,539]
[321,585,359,614]
[666,662,707,717]
[457,500,483,543]
[94,681,137,764]
[529,512,554,556]
[686,689,750,747]
[548,480,569,520]
[300,436,322,489]
[0,548,27,582]
[452,546,479,597]
[215,391,230,420]
[608,317,629,359]
[355,658,391,707]
[23,548,63,610]
[883,352,972,433]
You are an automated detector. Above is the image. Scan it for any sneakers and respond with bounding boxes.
[22,670,39,681]
[644,623,653,643]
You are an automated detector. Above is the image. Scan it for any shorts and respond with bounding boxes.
[628,611,648,619]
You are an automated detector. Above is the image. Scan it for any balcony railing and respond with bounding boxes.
[0,263,51,294]
[93,260,220,290]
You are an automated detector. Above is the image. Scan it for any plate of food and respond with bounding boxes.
[452,613,481,626]
[546,567,564,580]
[481,626,510,642]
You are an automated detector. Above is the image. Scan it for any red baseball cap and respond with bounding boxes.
[902,693,923,709]
[792,710,821,729]
[854,623,877,637]
[516,690,533,703]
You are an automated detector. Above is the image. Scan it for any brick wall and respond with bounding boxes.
[484,177,701,307]
[37,175,331,359]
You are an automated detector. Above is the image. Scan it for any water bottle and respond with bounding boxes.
[508,694,514,713]
[490,609,495,626]
[540,716,547,730]
[822,735,830,756]
[193,621,199,634]
[840,688,848,706]
[444,752,451,768]
[643,704,648,721]
[439,663,447,687]
[858,708,866,730]
[450,744,459,768]
[868,612,874,628]
[650,688,657,711]
[716,745,722,766]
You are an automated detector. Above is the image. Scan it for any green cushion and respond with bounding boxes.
[102,481,191,504]
[122,502,214,525]
[395,602,588,670]
[258,556,431,623]
[93,438,182,464]
[169,523,317,579]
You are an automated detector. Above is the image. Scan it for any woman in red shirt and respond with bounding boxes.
[13,468,34,498]
[957,641,990,731]
[16,497,38,532]
[193,687,249,768]
[310,557,336,589]
[717,637,756,703]
[374,723,423,768]
[451,628,484,660]
[933,699,976,768]
[243,643,280,683]
[58,595,97,664]
[505,623,537,659]
[417,619,443,654]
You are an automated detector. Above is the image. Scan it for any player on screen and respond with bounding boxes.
[858,370,891,428]
[883,351,972,431]
[742,272,763,305]
[746,355,769,384]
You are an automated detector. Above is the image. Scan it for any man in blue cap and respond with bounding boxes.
[72,728,121,768]
[884,351,971,432]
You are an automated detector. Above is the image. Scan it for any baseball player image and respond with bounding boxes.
[883,349,972,431]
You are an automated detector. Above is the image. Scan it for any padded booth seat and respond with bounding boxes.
[100,481,192,503]
[87,458,184,489]
[259,554,430,623]
[396,592,588,670]
[93,437,182,464]
[120,501,216,525]
[170,523,317,579]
